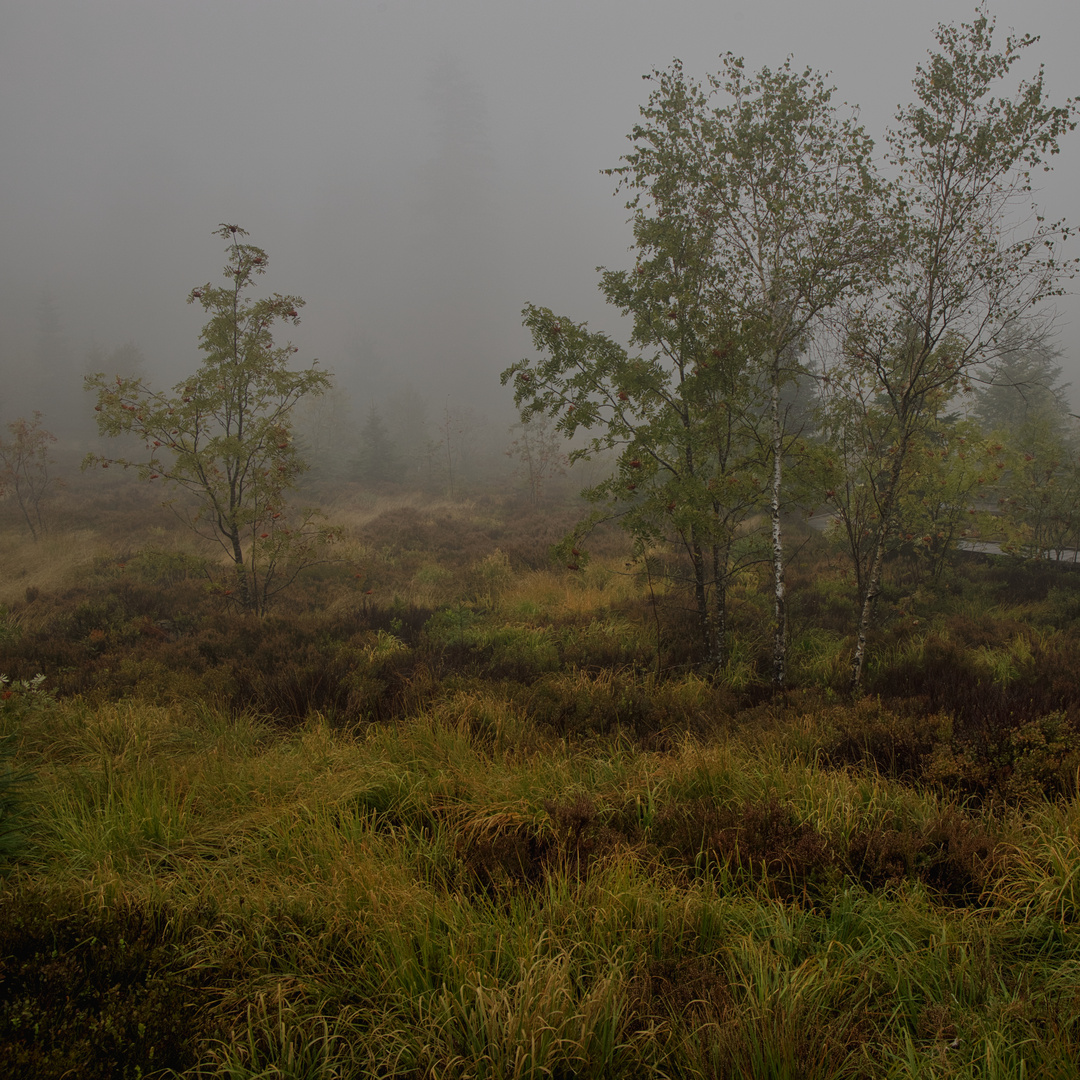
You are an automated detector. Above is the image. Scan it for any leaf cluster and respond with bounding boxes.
[85,225,333,612]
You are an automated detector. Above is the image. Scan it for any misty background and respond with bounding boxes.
[2,0,1078,473]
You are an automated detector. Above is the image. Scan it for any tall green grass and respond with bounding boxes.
[4,498,1080,1075]
[3,682,1078,1076]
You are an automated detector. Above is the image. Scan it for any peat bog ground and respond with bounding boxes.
[2,482,1079,1078]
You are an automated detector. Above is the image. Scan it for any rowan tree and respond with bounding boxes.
[85,225,333,613]
[505,235,768,671]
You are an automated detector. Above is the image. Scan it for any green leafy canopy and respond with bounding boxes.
[85,225,333,612]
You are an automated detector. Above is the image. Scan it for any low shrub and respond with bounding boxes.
[0,892,227,1079]
[456,817,552,892]
[818,697,952,780]
[847,807,1002,902]
[653,797,835,900]
[0,731,31,871]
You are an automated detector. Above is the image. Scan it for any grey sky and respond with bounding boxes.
[2,0,1078,435]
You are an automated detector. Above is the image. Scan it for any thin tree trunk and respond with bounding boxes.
[229,527,253,612]
[13,488,38,542]
[444,407,455,498]
[712,541,726,670]
[691,539,710,662]
[642,553,664,680]
[850,437,908,693]
[771,377,786,688]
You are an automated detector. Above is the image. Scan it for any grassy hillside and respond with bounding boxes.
[1,480,1079,1078]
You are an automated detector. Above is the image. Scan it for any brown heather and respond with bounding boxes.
[2,480,1080,1077]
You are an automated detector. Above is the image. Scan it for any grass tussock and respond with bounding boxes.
[3,485,1080,1075]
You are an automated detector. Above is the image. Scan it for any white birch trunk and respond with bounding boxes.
[849,438,908,692]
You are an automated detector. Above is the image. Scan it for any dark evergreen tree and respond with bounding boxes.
[33,291,84,442]
[385,382,437,488]
[356,404,401,485]
[972,331,1071,439]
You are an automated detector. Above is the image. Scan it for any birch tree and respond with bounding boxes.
[840,9,1077,691]
[675,57,883,687]
[505,57,880,674]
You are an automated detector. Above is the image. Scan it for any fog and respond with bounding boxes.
[2,0,1078,453]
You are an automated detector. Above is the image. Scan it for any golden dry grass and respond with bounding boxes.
[500,563,667,619]
[316,488,476,533]
[0,528,114,604]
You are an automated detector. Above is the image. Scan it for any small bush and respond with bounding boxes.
[457,815,552,892]
[653,797,834,900]
[847,808,1002,902]
[819,697,952,780]
[0,731,31,870]
[543,793,626,874]
[0,893,226,1079]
